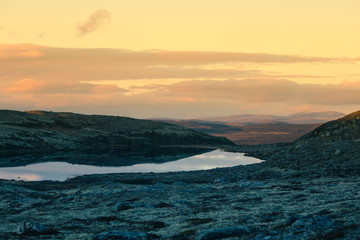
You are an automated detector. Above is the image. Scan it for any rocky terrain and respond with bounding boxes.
[0,110,359,239]
[0,164,359,240]
[245,110,360,174]
[0,110,232,166]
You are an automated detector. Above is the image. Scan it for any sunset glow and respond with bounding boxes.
[1,1,359,118]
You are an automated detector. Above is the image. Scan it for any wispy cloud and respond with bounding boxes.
[2,44,354,64]
[38,32,45,38]
[0,44,355,82]
[137,79,360,105]
[77,9,112,37]
[2,78,360,118]
[1,44,359,117]
[0,44,44,59]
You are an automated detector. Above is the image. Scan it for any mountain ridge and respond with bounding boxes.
[154,111,345,145]
[198,111,345,124]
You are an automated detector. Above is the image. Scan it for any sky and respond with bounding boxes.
[1,0,360,118]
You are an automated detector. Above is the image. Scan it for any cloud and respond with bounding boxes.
[77,9,112,37]
[38,32,45,38]
[2,44,353,64]
[0,44,45,60]
[4,79,46,93]
[1,44,359,118]
[2,78,125,95]
[128,79,360,106]
[0,44,354,85]
[2,76,360,118]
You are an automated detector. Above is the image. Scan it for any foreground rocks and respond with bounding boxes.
[0,165,359,240]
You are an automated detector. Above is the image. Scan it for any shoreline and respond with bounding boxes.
[1,137,360,239]
[1,160,359,239]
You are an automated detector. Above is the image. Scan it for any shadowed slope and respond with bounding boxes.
[0,110,233,166]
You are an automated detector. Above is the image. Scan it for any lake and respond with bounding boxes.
[0,149,262,181]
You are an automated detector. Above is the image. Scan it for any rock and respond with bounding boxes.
[195,226,252,240]
[254,233,273,240]
[93,230,148,240]
[334,149,342,156]
[239,179,264,188]
[172,181,188,186]
[289,216,334,236]
[16,221,57,235]
[213,177,231,184]
[114,202,133,211]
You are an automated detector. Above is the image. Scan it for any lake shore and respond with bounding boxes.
[1,159,359,239]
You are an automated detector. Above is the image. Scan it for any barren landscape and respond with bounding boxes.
[1,110,360,239]
[2,1,359,239]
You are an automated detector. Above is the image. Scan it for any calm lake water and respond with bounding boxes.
[0,150,262,181]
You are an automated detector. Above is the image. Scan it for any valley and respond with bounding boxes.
[160,111,343,145]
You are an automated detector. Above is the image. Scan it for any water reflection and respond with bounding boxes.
[0,150,262,181]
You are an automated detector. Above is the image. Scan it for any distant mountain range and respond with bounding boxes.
[197,111,345,125]
[156,111,345,145]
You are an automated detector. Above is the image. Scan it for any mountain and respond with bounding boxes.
[161,119,321,145]
[260,110,360,174]
[285,111,346,124]
[0,110,233,165]
[161,120,244,135]
[156,111,345,145]
[199,111,345,125]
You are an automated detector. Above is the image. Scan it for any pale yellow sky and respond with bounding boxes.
[1,0,359,56]
[1,1,360,117]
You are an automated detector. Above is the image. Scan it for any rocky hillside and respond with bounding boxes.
[259,110,360,175]
[0,110,233,157]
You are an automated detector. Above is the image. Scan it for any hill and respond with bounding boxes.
[257,110,360,175]
[0,110,233,166]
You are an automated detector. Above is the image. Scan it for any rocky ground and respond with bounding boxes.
[1,165,360,240]
[1,110,359,239]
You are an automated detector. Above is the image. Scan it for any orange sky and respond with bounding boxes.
[1,1,359,118]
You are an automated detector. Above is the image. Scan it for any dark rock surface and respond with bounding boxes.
[0,166,359,239]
